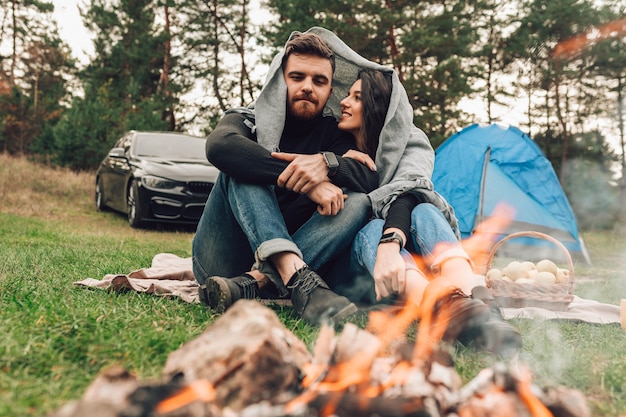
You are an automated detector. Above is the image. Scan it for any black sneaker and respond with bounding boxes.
[199,274,259,313]
[438,290,491,345]
[288,266,358,326]
[470,286,523,357]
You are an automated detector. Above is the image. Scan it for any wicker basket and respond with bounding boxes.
[485,231,575,311]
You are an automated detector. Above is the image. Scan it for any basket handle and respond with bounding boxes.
[485,231,575,285]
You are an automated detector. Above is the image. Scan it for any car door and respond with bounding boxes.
[105,133,134,212]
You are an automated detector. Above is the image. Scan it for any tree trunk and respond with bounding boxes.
[617,75,626,235]
[211,0,226,112]
[384,0,403,83]
[553,70,570,181]
[159,5,175,131]
[9,0,17,86]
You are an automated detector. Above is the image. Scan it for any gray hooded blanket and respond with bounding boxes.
[239,27,459,234]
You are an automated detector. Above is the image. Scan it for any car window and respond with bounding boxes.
[114,133,130,149]
[133,133,207,161]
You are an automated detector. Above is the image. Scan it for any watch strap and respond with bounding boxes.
[379,231,404,248]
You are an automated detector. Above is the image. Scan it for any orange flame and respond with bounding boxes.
[516,366,554,417]
[290,205,518,415]
[463,203,516,274]
[412,281,457,364]
[552,18,626,60]
[155,379,216,414]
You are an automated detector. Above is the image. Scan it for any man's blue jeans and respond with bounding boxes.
[346,203,468,303]
[192,173,371,295]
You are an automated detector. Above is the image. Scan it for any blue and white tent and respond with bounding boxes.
[432,123,591,265]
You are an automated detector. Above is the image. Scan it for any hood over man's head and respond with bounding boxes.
[281,32,336,74]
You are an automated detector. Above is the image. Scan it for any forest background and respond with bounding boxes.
[1,0,625,231]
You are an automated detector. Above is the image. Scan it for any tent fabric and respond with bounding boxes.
[432,123,589,263]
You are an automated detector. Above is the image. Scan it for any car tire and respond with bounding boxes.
[95,177,109,212]
[127,180,145,228]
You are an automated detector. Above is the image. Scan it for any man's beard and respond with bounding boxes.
[288,99,320,120]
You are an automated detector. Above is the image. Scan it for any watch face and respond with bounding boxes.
[324,152,339,168]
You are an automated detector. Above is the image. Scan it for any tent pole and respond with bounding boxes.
[475,147,492,231]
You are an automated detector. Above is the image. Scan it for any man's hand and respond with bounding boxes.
[306,182,347,216]
[272,152,329,194]
[342,149,376,171]
[373,242,406,301]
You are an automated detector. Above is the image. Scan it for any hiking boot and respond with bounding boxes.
[288,266,358,326]
[437,288,522,357]
[199,274,259,313]
[439,290,491,344]
[470,286,523,357]
[470,285,504,318]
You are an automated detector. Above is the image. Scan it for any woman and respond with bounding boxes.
[337,69,478,305]
[338,69,521,356]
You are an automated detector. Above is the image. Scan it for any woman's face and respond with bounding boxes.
[338,79,363,139]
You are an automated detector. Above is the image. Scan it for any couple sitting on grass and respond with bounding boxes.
[191,27,522,357]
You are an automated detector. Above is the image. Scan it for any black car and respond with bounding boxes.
[95,130,219,228]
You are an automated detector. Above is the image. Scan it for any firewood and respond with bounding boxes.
[162,300,312,412]
[540,386,591,417]
[457,391,532,417]
[307,391,437,417]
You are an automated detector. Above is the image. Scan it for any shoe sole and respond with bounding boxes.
[206,276,233,313]
[329,302,359,323]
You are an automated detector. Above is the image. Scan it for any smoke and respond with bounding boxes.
[517,319,574,386]
[562,158,620,231]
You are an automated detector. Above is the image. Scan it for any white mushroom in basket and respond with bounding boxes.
[556,268,570,284]
[486,268,503,281]
[536,259,558,276]
[503,261,527,281]
[521,261,536,273]
[535,271,557,284]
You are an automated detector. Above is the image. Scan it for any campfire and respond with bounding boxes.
[48,206,589,417]
[48,299,588,417]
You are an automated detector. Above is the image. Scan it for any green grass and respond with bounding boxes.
[1,154,625,416]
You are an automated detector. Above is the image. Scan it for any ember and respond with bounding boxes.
[47,300,589,417]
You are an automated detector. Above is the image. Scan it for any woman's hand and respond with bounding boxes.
[342,149,376,171]
[373,243,406,300]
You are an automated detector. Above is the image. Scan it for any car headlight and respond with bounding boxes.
[141,175,178,190]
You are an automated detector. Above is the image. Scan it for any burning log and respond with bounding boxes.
[162,300,312,411]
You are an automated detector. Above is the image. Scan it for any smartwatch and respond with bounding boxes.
[320,151,339,177]
[379,231,404,248]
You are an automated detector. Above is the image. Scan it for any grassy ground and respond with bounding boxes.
[1,153,625,417]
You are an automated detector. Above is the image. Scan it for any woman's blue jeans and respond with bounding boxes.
[346,203,469,303]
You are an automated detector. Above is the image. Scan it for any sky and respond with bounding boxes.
[52,0,94,65]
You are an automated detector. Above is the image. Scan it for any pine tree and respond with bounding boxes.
[0,0,74,155]
[52,0,175,169]
[173,0,261,133]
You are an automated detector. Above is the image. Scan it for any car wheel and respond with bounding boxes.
[95,177,108,212]
[127,180,145,228]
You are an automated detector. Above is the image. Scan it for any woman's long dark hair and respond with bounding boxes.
[357,69,393,159]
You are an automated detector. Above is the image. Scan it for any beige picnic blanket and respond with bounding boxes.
[75,253,622,325]
[75,253,199,304]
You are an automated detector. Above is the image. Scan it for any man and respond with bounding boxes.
[192,31,379,326]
